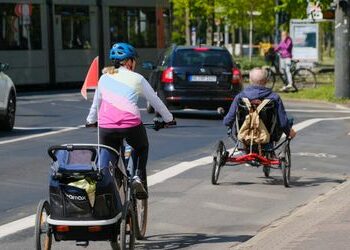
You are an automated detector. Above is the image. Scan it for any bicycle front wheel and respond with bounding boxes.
[293,68,317,90]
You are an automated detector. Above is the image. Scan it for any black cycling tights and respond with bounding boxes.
[99,124,149,183]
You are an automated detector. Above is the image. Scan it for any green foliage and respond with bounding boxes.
[280,83,350,104]
[236,56,267,70]
[170,0,335,44]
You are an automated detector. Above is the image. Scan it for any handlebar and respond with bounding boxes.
[144,119,177,131]
[48,145,97,162]
[85,118,177,131]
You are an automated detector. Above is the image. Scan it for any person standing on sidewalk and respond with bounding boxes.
[275,31,294,91]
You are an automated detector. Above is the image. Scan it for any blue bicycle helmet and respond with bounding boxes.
[109,43,137,61]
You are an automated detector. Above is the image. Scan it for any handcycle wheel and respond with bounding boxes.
[134,198,148,240]
[293,68,317,90]
[281,143,291,188]
[34,200,52,250]
[120,201,136,250]
[265,67,276,90]
[263,166,271,178]
[211,141,226,185]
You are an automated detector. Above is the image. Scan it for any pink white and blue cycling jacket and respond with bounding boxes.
[86,66,173,129]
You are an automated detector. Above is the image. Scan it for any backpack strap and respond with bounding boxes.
[241,97,251,110]
[256,99,271,113]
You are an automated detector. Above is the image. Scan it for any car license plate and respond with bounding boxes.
[189,75,217,82]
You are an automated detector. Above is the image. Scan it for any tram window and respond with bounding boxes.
[55,5,91,49]
[110,7,156,48]
[0,3,42,50]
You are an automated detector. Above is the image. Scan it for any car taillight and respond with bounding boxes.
[56,225,70,232]
[193,47,209,51]
[232,68,241,85]
[161,67,174,83]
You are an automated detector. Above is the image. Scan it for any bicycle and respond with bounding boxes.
[86,119,176,249]
[264,49,317,91]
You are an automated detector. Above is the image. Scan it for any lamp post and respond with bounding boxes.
[248,10,261,62]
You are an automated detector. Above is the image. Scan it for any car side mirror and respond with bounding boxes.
[0,63,9,72]
[142,61,156,70]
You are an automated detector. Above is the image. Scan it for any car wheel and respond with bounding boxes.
[0,91,16,131]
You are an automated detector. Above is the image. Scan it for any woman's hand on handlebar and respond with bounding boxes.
[164,119,177,127]
[152,117,176,131]
[85,122,97,128]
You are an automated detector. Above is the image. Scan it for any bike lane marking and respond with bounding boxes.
[0,126,84,146]
[1,116,350,239]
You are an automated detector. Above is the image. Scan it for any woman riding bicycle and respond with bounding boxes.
[86,42,175,199]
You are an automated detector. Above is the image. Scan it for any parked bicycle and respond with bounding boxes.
[264,48,317,91]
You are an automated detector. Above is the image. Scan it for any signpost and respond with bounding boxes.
[335,0,350,98]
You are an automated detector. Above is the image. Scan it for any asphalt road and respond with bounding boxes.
[0,91,350,249]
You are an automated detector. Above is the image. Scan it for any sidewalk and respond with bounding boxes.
[232,178,350,250]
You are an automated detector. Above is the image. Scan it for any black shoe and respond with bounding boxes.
[132,176,148,199]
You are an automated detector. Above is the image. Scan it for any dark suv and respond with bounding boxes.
[142,45,242,113]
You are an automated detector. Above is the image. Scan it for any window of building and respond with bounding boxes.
[55,5,91,49]
[0,3,42,50]
[110,7,156,48]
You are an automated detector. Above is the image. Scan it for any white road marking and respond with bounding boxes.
[0,126,84,145]
[0,215,35,238]
[293,152,337,159]
[1,116,350,238]
[14,126,80,130]
[148,156,212,186]
[286,109,350,113]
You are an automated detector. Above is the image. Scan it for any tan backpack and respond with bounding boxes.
[237,98,271,146]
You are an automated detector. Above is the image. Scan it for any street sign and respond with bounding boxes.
[290,19,319,62]
[307,1,323,20]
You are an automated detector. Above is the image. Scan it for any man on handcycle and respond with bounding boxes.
[223,67,296,141]
[86,42,176,199]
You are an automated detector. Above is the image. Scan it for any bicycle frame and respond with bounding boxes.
[226,132,290,168]
[121,140,138,202]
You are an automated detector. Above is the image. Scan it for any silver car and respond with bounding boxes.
[0,63,16,131]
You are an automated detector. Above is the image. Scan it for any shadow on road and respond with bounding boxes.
[136,233,252,249]
[215,176,345,188]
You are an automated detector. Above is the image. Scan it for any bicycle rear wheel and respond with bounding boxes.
[120,201,135,250]
[293,68,317,90]
[134,198,148,240]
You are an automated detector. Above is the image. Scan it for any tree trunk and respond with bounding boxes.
[185,5,191,45]
[231,25,236,55]
[239,26,243,57]
[206,20,213,45]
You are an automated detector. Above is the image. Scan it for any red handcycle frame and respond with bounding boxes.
[211,132,292,187]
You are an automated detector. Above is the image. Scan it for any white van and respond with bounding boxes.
[0,63,16,131]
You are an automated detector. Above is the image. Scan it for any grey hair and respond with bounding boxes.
[249,67,268,86]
